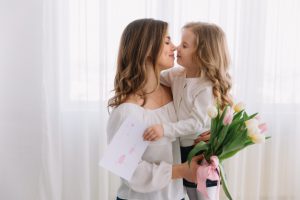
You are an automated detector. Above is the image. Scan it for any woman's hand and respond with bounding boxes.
[194,131,210,145]
[181,155,203,183]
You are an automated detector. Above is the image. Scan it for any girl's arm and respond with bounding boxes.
[143,88,212,141]
[163,87,212,139]
[160,66,184,87]
[160,68,173,87]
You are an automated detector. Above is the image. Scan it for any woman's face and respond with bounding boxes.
[177,28,197,69]
[156,33,176,71]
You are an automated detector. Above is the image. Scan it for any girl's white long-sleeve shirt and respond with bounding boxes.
[160,66,214,147]
[106,102,185,200]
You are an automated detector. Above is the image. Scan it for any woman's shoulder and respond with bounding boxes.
[110,102,144,118]
[107,102,145,142]
[109,95,144,119]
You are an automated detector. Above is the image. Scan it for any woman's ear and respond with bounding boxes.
[145,56,152,65]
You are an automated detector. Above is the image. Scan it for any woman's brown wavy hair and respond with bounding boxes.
[183,22,233,109]
[108,19,168,108]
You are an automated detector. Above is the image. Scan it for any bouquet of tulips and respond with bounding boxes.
[187,102,270,200]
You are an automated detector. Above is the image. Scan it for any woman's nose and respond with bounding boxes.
[172,44,177,51]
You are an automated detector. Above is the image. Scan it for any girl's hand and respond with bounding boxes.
[143,124,164,141]
[194,131,210,145]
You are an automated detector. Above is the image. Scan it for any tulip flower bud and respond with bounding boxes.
[223,108,234,125]
[233,102,245,112]
[249,133,265,144]
[258,123,268,134]
[207,106,218,118]
[245,119,259,129]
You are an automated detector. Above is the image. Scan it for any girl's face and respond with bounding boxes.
[177,28,197,69]
[156,33,176,71]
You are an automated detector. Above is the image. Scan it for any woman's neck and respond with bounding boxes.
[142,64,173,109]
[125,64,160,106]
[143,64,160,93]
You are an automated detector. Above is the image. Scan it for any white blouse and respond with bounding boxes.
[160,67,214,147]
[107,102,185,200]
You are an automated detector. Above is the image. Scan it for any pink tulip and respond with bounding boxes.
[255,115,261,121]
[223,108,234,125]
[259,123,268,134]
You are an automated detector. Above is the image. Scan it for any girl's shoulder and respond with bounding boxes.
[162,66,186,78]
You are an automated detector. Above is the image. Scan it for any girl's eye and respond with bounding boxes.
[183,44,187,48]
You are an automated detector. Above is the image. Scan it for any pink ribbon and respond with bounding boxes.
[197,156,220,200]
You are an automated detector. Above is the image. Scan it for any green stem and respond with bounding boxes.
[219,163,233,200]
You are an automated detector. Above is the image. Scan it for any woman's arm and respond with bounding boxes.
[172,155,203,182]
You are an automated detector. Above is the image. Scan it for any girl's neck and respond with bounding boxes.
[185,67,201,78]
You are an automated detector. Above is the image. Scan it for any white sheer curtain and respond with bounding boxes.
[0,0,44,200]
[1,0,299,200]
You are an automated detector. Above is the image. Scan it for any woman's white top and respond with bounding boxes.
[161,67,214,147]
[107,102,185,200]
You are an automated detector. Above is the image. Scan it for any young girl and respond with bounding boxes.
[143,22,233,200]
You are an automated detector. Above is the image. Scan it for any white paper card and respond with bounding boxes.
[99,116,149,181]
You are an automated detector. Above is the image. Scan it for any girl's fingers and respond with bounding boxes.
[201,135,210,141]
[143,128,151,136]
[144,130,154,141]
[149,133,158,141]
[202,131,210,136]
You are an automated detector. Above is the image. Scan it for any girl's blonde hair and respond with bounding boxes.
[108,19,168,108]
[183,22,233,109]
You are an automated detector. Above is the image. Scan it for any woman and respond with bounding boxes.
[107,19,202,200]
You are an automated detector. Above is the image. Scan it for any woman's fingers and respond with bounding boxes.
[193,154,204,163]
[183,155,203,183]
[191,155,203,183]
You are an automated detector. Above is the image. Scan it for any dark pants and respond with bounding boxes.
[180,146,218,188]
